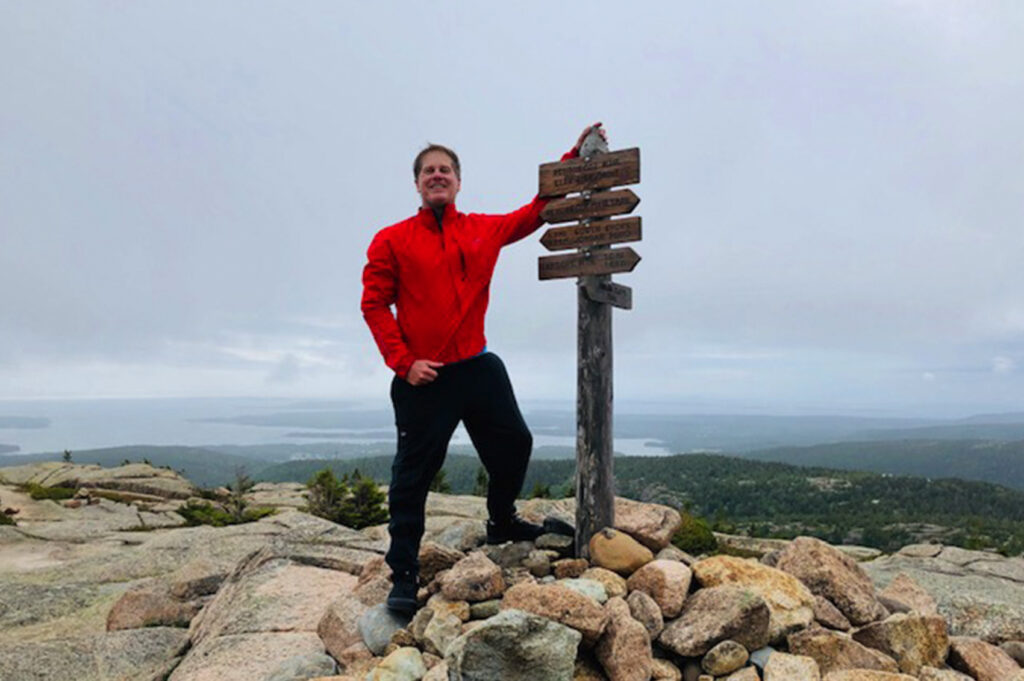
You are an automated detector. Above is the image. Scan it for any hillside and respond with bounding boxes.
[259,452,1024,555]
[740,439,1024,491]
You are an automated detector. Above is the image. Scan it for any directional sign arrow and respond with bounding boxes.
[541,188,641,224]
[538,246,642,281]
[538,148,640,198]
[583,280,633,310]
[540,217,642,252]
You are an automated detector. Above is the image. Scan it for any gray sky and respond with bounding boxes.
[2,1,1022,416]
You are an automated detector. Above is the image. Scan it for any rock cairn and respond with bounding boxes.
[316,510,1023,681]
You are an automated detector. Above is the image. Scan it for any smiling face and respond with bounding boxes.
[415,150,461,209]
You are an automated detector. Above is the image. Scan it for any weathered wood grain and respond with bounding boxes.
[538,246,641,280]
[540,217,642,251]
[538,148,640,197]
[541,189,641,224]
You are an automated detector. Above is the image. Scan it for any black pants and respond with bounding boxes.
[384,352,532,578]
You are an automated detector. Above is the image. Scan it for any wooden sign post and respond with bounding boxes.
[537,132,642,558]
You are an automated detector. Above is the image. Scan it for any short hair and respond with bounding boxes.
[413,144,461,180]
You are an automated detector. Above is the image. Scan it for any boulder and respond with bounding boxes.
[500,581,609,646]
[418,542,466,583]
[317,594,371,669]
[787,627,900,675]
[425,593,470,622]
[589,528,654,576]
[762,651,820,680]
[522,549,556,577]
[480,540,535,569]
[721,668,759,681]
[595,597,652,681]
[559,577,608,604]
[656,545,695,565]
[365,646,427,681]
[421,610,462,657]
[468,599,500,620]
[581,567,628,598]
[693,554,815,642]
[813,595,852,631]
[613,497,682,550]
[851,612,949,675]
[701,639,748,676]
[775,536,887,626]
[445,608,581,681]
[188,554,357,646]
[626,589,664,639]
[877,572,937,616]
[106,582,200,630]
[1003,640,1024,666]
[537,533,574,557]
[650,657,682,680]
[947,636,1023,681]
[357,603,413,656]
[553,557,589,579]
[626,559,692,619]
[440,551,505,602]
[658,586,770,657]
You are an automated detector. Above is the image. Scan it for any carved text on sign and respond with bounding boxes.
[540,217,641,251]
[541,189,641,224]
[539,148,640,197]
[538,246,642,280]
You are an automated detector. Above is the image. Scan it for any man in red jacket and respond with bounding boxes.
[361,124,603,613]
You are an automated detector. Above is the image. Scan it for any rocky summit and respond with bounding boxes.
[1,462,1023,681]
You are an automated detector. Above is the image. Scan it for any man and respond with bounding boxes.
[361,123,604,613]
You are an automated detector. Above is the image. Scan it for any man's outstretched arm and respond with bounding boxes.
[498,122,607,246]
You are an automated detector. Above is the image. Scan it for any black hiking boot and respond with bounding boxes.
[542,516,575,537]
[386,572,419,615]
[486,515,545,544]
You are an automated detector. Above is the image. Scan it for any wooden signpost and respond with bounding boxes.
[537,131,642,558]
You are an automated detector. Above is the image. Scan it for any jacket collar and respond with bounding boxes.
[416,202,458,229]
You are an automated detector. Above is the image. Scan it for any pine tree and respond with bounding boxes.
[473,466,489,497]
[430,469,451,494]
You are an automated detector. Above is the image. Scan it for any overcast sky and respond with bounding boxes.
[2,1,1022,416]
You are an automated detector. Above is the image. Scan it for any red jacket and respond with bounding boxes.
[361,195,552,378]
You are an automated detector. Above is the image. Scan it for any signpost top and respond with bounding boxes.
[539,148,640,198]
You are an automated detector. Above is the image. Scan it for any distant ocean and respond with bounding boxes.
[0,397,669,457]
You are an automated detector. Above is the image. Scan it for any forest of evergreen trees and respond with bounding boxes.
[258,452,1024,556]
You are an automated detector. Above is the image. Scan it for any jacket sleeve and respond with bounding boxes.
[496,148,580,246]
[360,231,416,378]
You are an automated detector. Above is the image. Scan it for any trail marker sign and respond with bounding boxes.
[538,246,641,280]
[537,131,643,558]
[541,189,640,224]
[538,148,640,197]
[540,217,642,252]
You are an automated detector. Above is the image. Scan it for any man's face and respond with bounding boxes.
[416,150,461,209]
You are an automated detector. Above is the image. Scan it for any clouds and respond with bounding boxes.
[1,2,1022,413]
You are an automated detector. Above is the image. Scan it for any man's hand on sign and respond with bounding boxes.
[573,122,607,154]
[406,359,444,386]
